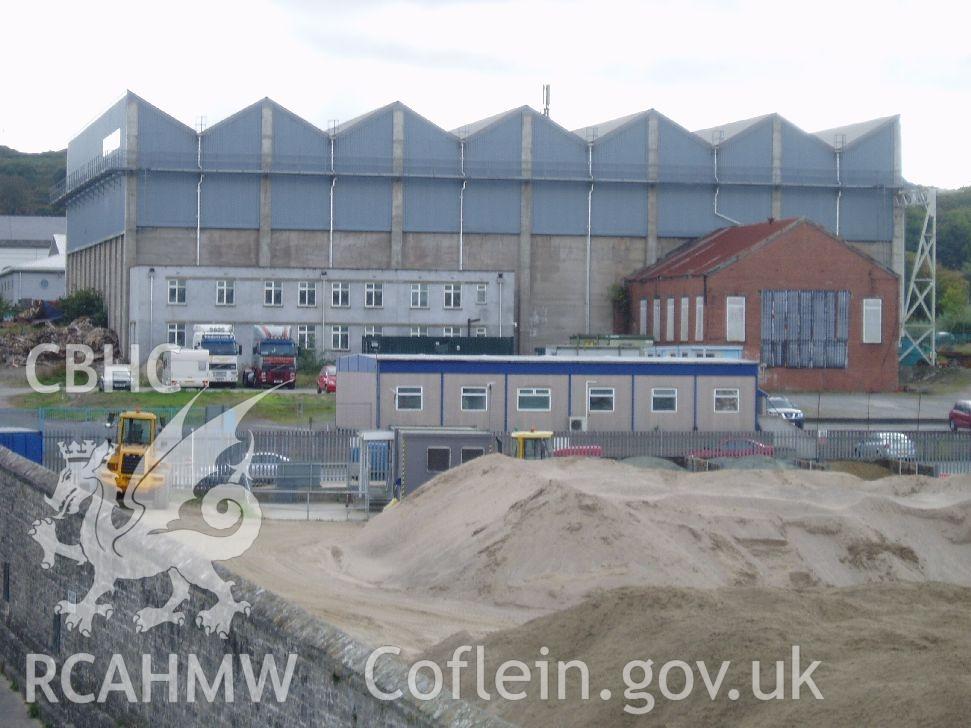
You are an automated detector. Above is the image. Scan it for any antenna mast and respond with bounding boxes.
[542,84,550,116]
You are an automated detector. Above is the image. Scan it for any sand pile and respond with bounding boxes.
[345,455,971,609]
[424,582,971,727]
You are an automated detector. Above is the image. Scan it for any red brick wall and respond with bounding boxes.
[627,223,899,392]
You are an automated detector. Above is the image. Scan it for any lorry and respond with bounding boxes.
[245,325,297,389]
[192,324,241,387]
[159,348,210,389]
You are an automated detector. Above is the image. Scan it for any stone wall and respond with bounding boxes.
[0,446,508,727]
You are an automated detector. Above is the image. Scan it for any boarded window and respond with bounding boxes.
[665,298,675,342]
[652,299,661,340]
[461,447,485,464]
[726,296,745,342]
[639,299,648,336]
[760,290,849,368]
[862,298,882,343]
[695,296,704,341]
[427,447,451,472]
[680,297,690,341]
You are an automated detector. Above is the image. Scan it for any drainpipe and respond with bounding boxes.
[329,135,336,267]
[195,134,204,265]
[835,148,842,235]
[148,267,155,352]
[459,180,467,271]
[712,146,741,226]
[585,142,594,335]
[498,273,504,337]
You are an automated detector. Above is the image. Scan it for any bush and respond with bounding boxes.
[297,347,321,374]
[60,288,107,327]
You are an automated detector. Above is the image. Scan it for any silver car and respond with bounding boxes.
[853,432,917,461]
[766,395,805,428]
[247,452,291,484]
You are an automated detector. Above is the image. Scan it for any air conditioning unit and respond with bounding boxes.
[569,416,587,432]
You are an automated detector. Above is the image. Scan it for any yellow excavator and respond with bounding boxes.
[510,430,554,460]
[104,410,166,501]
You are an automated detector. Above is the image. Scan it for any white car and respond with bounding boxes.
[854,432,917,461]
[765,395,805,428]
[99,365,132,392]
[247,452,291,484]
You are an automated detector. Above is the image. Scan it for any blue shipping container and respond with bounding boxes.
[0,428,43,465]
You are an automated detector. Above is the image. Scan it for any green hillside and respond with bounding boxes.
[0,145,66,216]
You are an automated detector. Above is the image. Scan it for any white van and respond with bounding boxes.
[160,349,210,389]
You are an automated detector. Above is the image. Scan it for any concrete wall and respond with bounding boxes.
[128,265,515,363]
[0,447,506,727]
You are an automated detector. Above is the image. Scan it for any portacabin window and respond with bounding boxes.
[651,387,677,412]
[517,387,551,412]
[461,447,485,463]
[395,386,423,411]
[461,386,488,412]
[365,282,383,308]
[427,447,450,472]
[587,387,615,413]
[331,281,349,308]
[264,280,282,306]
[298,281,317,307]
[216,279,235,306]
[714,388,740,413]
[168,278,186,305]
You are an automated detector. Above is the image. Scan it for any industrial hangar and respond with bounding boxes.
[56,92,901,357]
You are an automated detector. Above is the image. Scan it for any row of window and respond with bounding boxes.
[394,385,741,414]
[166,323,491,349]
[645,295,883,345]
[168,278,490,309]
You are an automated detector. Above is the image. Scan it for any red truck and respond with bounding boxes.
[244,325,297,389]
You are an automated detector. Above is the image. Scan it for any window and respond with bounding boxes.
[395,386,423,411]
[695,296,704,341]
[427,447,450,472]
[216,279,235,306]
[652,298,661,340]
[331,282,349,307]
[264,280,282,306]
[410,326,426,337]
[651,387,678,412]
[714,388,740,413]
[639,299,648,336]
[760,290,849,368]
[168,278,186,305]
[680,297,690,341]
[330,325,349,351]
[588,387,615,413]
[442,326,460,337]
[726,296,745,342]
[665,298,675,341]
[167,323,185,347]
[410,283,428,308]
[473,326,487,337]
[297,325,315,350]
[461,447,485,464]
[364,325,382,337]
[365,282,383,308]
[444,283,462,309]
[461,386,488,411]
[517,387,551,411]
[475,283,488,305]
[863,298,882,344]
[298,281,317,307]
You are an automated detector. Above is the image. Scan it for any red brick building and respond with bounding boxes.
[625,218,899,392]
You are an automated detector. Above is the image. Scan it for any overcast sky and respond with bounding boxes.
[3,0,968,188]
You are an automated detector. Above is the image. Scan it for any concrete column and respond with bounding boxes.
[891,117,905,333]
[646,112,659,266]
[121,95,139,352]
[259,102,273,268]
[391,107,405,269]
[771,115,782,219]
[518,111,533,353]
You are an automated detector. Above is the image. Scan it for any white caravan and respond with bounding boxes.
[159,348,210,389]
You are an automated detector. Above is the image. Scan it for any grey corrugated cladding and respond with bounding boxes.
[272,102,329,173]
[138,172,197,228]
[403,110,459,177]
[780,120,837,186]
[201,174,260,228]
[334,177,392,232]
[334,106,393,175]
[463,110,522,178]
[66,178,125,251]
[462,180,521,234]
[657,187,722,238]
[0,216,66,241]
[201,101,262,172]
[138,100,197,170]
[782,189,838,232]
[839,189,894,241]
[532,182,589,235]
[591,183,648,237]
[531,114,588,179]
[716,117,774,184]
[67,96,127,175]
[658,115,713,184]
[591,113,648,181]
[271,176,331,230]
[403,179,460,233]
[840,121,896,186]
[718,186,773,224]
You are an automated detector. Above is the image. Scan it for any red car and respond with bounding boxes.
[689,438,774,459]
[316,365,337,394]
[948,400,971,431]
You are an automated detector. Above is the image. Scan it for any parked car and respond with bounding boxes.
[948,400,971,431]
[99,364,132,392]
[853,432,916,460]
[689,438,774,459]
[317,365,337,394]
[194,464,253,497]
[247,452,291,484]
[765,394,805,429]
